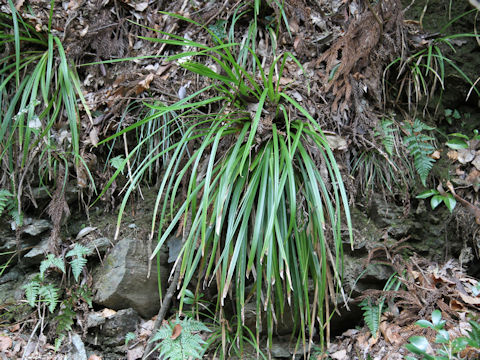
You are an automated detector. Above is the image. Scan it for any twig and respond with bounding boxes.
[142,212,192,359]
[142,263,182,359]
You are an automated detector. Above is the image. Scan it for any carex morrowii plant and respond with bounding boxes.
[100,12,353,355]
[0,1,92,246]
[383,8,480,112]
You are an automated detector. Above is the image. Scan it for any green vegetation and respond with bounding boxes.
[403,119,437,187]
[149,316,210,360]
[99,11,353,354]
[384,9,480,110]
[360,273,401,339]
[1,0,480,358]
[405,310,480,360]
[22,244,92,350]
[416,188,456,213]
[0,1,93,229]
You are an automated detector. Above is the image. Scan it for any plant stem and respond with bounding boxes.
[142,212,191,359]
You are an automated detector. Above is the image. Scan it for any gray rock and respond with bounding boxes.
[85,312,106,329]
[23,236,50,264]
[68,333,87,360]
[20,219,52,236]
[85,237,112,257]
[91,308,141,346]
[0,218,51,265]
[270,342,291,358]
[92,237,167,318]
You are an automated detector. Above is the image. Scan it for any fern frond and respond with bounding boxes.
[376,119,396,156]
[69,257,87,282]
[403,119,436,186]
[10,210,23,226]
[66,244,89,282]
[151,317,210,360]
[125,332,136,345]
[0,189,14,217]
[54,335,65,352]
[56,303,76,334]
[360,298,381,338]
[38,283,60,312]
[23,277,41,307]
[75,284,93,307]
[39,254,66,280]
[66,244,89,258]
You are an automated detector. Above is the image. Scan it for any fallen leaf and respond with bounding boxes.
[330,349,347,360]
[135,74,154,95]
[134,2,149,11]
[101,308,117,318]
[0,335,12,351]
[473,153,480,171]
[457,148,475,164]
[459,292,480,305]
[127,345,143,360]
[80,25,89,37]
[466,169,480,186]
[430,150,441,160]
[15,0,25,10]
[450,299,467,312]
[68,0,81,10]
[447,150,458,161]
[8,323,20,332]
[89,127,99,147]
[171,323,182,340]
[380,321,404,346]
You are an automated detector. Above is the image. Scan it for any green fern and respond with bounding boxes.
[0,189,14,217]
[23,275,41,307]
[56,303,75,333]
[74,284,93,307]
[66,244,89,282]
[403,119,436,186]
[10,209,23,227]
[150,316,211,360]
[375,119,396,156]
[125,332,136,346]
[38,283,61,313]
[360,298,381,338]
[39,254,66,280]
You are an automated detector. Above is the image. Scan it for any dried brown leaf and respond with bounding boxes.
[170,323,182,340]
[0,335,12,351]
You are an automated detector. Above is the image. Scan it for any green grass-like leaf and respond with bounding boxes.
[100,12,352,355]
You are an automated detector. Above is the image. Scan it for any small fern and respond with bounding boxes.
[0,189,14,217]
[39,254,66,280]
[54,302,76,350]
[360,298,382,338]
[150,316,211,360]
[375,119,396,156]
[403,119,436,186]
[125,332,136,346]
[74,284,93,307]
[39,283,61,313]
[24,276,61,313]
[23,275,41,307]
[66,244,89,281]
